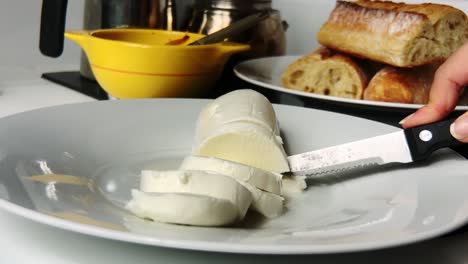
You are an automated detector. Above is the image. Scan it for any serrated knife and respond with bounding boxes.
[287,118,464,177]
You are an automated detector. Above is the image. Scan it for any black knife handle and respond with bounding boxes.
[39,0,68,57]
[404,118,463,161]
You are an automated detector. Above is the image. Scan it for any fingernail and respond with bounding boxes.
[399,113,414,125]
[450,119,468,140]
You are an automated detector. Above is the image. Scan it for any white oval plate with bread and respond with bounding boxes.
[235,0,468,112]
[234,55,468,111]
[1,99,468,254]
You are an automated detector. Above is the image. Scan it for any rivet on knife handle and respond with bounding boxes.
[404,118,463,162]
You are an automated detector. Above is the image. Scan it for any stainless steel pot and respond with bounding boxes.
[185,0,288,59]
[40,0,177,80]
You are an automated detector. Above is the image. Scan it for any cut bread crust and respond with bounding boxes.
[317,0,468,67]
[364,64,438,104]
[281,47,375,99]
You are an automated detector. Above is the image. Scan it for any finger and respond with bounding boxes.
[400,43,468,128]
[399,68,462,127]
[399,104,450,129]
[450,111,468,143]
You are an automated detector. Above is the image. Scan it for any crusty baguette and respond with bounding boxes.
[317,0,468,68]
[281,47,375,99]
[363,64,439,104]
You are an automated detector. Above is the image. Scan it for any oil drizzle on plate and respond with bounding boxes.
[25,174,88,185]
[23,174,96,191]
[45,211,126,231]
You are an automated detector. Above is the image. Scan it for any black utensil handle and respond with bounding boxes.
[39,0,68,57]
[189,10,270,46]
[404,118,463,161]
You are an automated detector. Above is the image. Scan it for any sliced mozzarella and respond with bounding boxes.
[179,155,284,218]
[193,89,290,173]
[243,184,284,218]
[193,122,289,173]
[179,155,282,195]
[195,89,280,140]
[140,170,252,220]
[282,176,308,198]
[126,190,238,226]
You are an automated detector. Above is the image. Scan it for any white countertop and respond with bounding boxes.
[2,0,468,263]
[0,0,94,118]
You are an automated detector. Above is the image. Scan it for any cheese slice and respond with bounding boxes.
[243,184,284,218]
[179,155,282,195]
[140,170,252,220]
[180,155,284,218]
[126,190,238,226]
[192,89,289,173]
[282,176,308,198]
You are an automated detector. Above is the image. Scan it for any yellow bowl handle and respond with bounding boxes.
[64,30,92,47]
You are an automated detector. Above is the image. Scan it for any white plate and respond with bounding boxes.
[234,56,468,111]
[0,99,467,254]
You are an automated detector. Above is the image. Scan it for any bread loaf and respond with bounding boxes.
[281,47,375,99]
[317,0,468,68]
[363,64,438,104]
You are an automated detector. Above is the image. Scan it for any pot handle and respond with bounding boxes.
[39,0,68,57]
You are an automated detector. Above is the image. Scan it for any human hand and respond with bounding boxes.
[399,42,468,143]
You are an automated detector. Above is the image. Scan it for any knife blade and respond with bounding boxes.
[287,117,463,177]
